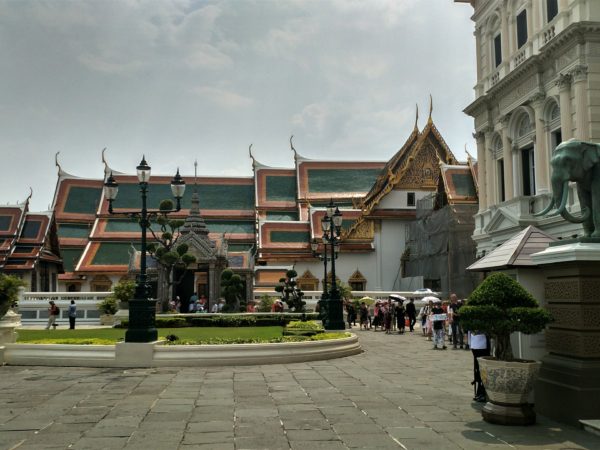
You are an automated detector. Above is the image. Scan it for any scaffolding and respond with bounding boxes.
[404,193,480,299]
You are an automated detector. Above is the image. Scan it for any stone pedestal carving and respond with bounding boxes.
[0,310,22,345]
[531,242,600,425]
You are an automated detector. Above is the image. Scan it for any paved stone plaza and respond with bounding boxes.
[1,330,599,450]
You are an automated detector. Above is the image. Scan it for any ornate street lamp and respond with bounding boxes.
[311,236,329,320]
[321,199,345,330]
[103,157,185,342]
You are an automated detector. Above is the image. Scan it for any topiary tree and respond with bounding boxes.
[220,269,244,312]
[147,200,197,312]
[460,272,552,361]
[257,294,274,312]
[98,279,136,315]
[275,269,306,312]
[0,274,25,318]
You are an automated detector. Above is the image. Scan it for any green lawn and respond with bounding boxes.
[17,327,284,345]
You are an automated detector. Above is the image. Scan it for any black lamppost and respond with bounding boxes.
[311,236,329,320]
[320,200,344,330]
[103,157,185,342]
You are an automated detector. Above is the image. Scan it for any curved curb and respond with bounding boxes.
[1,335,362,368]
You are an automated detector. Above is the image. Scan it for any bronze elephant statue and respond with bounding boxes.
[535,139,599,237]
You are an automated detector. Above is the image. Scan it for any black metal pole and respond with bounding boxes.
[324,214,344,331]
[125,181,158,343]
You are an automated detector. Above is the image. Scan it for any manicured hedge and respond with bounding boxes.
[115,313,319,329]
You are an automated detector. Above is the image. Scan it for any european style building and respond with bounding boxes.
[457,0,599,254]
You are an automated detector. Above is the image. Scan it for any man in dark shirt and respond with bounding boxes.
[405,298,416,332]
[448,294,463,349]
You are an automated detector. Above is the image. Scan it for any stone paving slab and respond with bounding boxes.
[1,330,600,449]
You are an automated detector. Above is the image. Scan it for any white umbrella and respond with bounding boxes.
[389,294,406,302]
[421,296,440,303]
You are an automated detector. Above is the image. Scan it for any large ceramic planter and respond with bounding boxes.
[100,314,115,326]
[478,356,542,425]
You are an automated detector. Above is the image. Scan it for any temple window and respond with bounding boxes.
[348,270,367,292]
[91,275,112,292]
[297,270,318,291]
[407,192,416,207]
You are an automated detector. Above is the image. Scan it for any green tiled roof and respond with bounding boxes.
[205,221,255,234]
[105,219,159,233]
[266,211,298,221]
[0,216,12,231]
[307,168,381,193]
[228,243,255,252]
[451,173,477,197]
[64,186,102,214]
[62,248,84,272]
[91,242,139,266]
[341,219,356,231]
[21,221,41,238]
[265,176,296,202]
[112,183,255,211]
[270,230,310,243]
[58,224,91,239]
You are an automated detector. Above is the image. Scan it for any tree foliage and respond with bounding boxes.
[460,272,552,361]
[220,269,245,312]
[274,269,306,312]
[0,274,25,317]
[146,209,197,311]
[98,279,136,315]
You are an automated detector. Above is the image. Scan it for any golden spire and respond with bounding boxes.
[428,94,433,124]
[414,103,419,131]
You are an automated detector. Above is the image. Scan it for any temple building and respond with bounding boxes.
[0,191,62,290]
[49,109,475,300]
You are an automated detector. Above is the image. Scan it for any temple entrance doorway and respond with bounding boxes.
[195,271,210,310]
[175,269,195,312]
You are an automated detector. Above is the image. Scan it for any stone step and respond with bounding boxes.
[580,419,600,437]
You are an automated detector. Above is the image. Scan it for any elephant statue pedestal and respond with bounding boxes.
[531,242,600,425]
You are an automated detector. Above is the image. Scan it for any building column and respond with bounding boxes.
[512,143,522,196]
[484,130,496,206]
[557,73,573,140]
[531,94,549,194]
[526,0,534,43]
[475,27,482,82]
[501,7,510,64]
[500,115,514,200]
[571,65,589,140]
[474,131,487,211]
[475,131,488,211]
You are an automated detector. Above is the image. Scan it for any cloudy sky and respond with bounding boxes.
[1,0,476,211]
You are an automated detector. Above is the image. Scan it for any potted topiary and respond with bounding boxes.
[97,295,118,325]
[0,274,25,319]
[98,279,135,326]
[460,272,552,426]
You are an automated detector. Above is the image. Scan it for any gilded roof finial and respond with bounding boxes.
[55,151,62,175]
[26,187,33,204]
[428,94,433,124]
[249,144,256,169]
[290,135,298,161]
[194,159,198,192]
[101,147,109,176]
[414,103,419,131]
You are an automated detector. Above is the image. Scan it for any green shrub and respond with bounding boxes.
[117,313,320,329]
[97,296,118,315]
[460,272,552,361]
[286,320,323,330]
[257,294,275,312]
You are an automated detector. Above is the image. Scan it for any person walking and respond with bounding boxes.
[470,331,490,402]
[406,298,416,332]
[383,302,393,334]
[45,301,59,330]
[346,302,356,329]
[431,299,447,350]
[68,300,77,330]
[448,294,464,349]
[394,299,405,334]
[359,302,369,330]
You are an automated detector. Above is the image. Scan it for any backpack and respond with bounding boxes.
[54,306,60,315]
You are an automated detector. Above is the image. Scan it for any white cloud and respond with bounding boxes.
[191,86,254,108]
[185,43,233,69]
